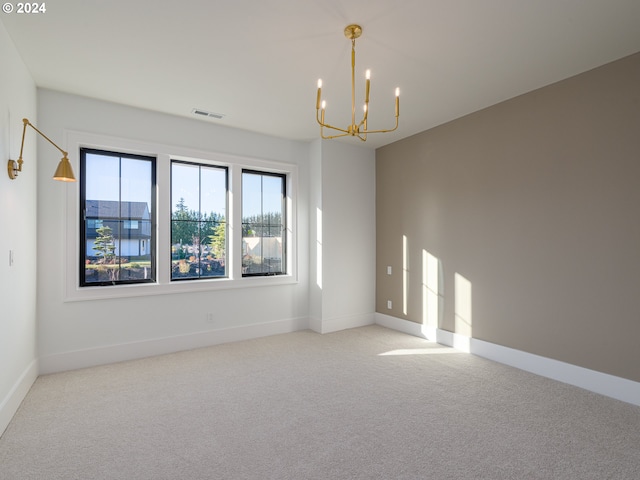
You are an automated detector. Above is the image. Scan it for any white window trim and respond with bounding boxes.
[63,130,298,302]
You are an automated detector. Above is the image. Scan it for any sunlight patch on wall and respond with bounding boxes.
[403,235,409,316]
[454,272,472,338]
[422,249,441,330]
[316,207,322,289]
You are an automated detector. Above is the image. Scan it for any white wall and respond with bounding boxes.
[309,139,376,333]
[308,140,323,324]
[35,90,377,373]
[1,61,377,432]
[36,90,312,372]
[0,23,38,435]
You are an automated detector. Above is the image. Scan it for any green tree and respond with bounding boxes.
[94,225,116,264]
[242,212,282,237]
[208,220,226,259]
[171,197,199,247]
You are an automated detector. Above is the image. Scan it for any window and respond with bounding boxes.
[80,149,156,286]
[171,161,227,280]
[242,170,286,276]
[66,129,297,300]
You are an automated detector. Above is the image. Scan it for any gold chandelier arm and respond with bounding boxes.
[319,122,351,138]
[317,109,351,135]
[361,117,399,135]
[320,130,353,140]
[319,124,350,134]
[357,111,368,129]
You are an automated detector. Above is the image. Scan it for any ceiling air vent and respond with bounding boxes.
[192,108,225,120]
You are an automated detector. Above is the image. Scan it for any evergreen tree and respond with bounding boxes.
[171,197,199,246]
[208,221,226,259]
[242,212,282,237]
[94,225,116,264]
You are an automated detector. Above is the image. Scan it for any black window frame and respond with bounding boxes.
[170,160,229,282]
[241,169,287,277]
[79,148,157,287]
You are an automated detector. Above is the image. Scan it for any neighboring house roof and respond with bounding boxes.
[86,200,150,219]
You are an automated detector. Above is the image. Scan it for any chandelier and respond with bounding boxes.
[316,24,399,141]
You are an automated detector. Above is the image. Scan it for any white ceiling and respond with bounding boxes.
[3,0,640,149]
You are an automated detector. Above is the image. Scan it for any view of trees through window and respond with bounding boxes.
[171,162,227,280]
[242,170,286,276]
[80,149,156,286]
[80,150,288,287]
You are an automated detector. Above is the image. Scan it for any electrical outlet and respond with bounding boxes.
[206,313,215,324]
[387,265,392,275]
[387,300,392,310]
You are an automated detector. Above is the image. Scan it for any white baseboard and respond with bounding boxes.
[375,313,640,407]
[39,316,309,375]
[374,313,462,348]
[308,316,322,333]
[470,337,640,407]
[375,313,425,337]
[309,312,375,334]
[0,359,38,437]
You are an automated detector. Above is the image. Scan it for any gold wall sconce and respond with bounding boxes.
[7,118,76,182]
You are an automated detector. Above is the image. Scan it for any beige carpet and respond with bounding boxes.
[1,325,639,479]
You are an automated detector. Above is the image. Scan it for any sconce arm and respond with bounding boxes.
[20,118,68,158]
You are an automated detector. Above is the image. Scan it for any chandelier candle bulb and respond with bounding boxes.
[395,88,400,117]
[316,79,323,109]
[365,69,371,104]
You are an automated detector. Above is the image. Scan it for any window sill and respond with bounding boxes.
[64,274,298,302]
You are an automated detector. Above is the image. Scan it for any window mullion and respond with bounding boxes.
[230,165,242,280]
[157,154,172,284]
[117,156,123,270]
[198,165,202,279]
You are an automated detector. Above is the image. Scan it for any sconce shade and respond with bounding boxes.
[53,155,76,182]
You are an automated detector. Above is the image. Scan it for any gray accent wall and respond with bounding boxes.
[376,52,640,382]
